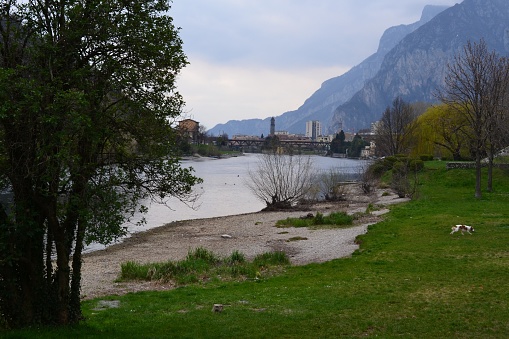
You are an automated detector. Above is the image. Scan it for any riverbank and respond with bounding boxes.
[81,185,408,300]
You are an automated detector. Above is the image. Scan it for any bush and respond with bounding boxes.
[391,161,410,198]
[383,156,400,168]
[392,161,407,174]
[368,162,387,178]
[409,159,424,172]
[247,154,314,209]
[314,167,349,201]
[419,154,434,161]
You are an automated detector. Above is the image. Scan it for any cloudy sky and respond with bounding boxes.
[171,0,460,130]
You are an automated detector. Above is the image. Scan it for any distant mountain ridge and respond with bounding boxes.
[329,0,509,133]
[209,5,449,137]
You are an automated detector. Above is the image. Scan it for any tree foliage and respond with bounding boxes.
[0,0,201,328]
[415,104,471,160]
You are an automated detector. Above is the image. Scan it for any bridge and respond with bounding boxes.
[227,138,331,152]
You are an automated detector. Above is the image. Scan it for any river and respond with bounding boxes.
[84,154,368,252]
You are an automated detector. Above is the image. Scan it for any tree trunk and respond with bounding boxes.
[487,151,494,192]
[70,218,86,323]
[475,151,483,199]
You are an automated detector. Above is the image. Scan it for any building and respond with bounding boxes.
[360,140,376,159]
[270,117,275,136]
[305,120,322,141]
[178,119,200,143]
[316,135,333,143]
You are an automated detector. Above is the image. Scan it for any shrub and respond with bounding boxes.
[383,156,399,168]
[246,154,314,209]
[419,154,434,161]
[409,159,424,172]
[391,161,410,198]
[314,167,349,201]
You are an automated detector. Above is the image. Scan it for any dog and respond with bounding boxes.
[450,224,475,235]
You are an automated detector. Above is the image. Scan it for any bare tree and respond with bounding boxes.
[375,97,419,157]
[315,167,349,201]
[246,153,314,210]
[484,58,509,191]
[439,39,509,198]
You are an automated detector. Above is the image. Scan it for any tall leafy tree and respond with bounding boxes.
[349,134,368,158]
[439,39,509,198]
[0,0,201,328]
[415,104,470,160]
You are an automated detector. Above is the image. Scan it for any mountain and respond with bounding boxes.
[208,5,449,137]
[329,0,509,133]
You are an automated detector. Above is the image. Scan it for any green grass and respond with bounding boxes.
[276,211,353,229]
[118,248,289,285]
[4,161,509,338]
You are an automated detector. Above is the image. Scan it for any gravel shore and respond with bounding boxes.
[81,187,408,300]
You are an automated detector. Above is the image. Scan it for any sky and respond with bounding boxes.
[170,1,460,130]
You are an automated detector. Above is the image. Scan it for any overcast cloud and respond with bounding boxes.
[171,0,459,130]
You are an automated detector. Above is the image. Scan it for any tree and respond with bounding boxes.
[246,154,314,210]
[349,134,368,158]
[375,97,418,157]
[198,124,208,144]
[263,134,280,151]
[0,0,201,328]
[415,104,471,160]
[439,39,509,198]
[314,167,348,201]
[329,130,347,155]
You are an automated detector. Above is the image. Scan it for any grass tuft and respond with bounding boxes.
[276,211,353,229]
[118,247,289,286]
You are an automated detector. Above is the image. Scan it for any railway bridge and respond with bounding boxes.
[227,139,331,153]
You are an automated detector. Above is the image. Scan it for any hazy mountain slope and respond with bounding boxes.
[329,0,509,133]
[208,5,448,137]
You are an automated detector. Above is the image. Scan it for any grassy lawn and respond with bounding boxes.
[4,162,509,338]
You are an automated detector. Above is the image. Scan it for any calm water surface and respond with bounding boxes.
[84,154,367,252]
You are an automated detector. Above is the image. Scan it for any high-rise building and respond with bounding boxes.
[305,120,322,140]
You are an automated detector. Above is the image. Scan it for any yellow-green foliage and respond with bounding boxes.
[413,104,472,160]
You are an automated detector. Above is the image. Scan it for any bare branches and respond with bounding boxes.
[246,154,314,210]
[375,97,418,157]
[439,39,509,198]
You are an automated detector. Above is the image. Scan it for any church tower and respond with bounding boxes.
[270,117,275,136]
